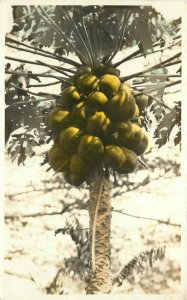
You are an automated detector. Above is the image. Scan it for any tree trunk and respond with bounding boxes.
[86,169,112,294]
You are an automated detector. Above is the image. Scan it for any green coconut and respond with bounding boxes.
[78,134,104,163]
[59,126,83,154]
[94,63,106,76]
[135,94,149,112]
[70,153,91,176]
[69,173,86,186]
[99,74,121,99]
[104,67,120,77]
[75,66,92,79]
[118,147,138,174]
[103,145,126,171]
[63,170,86,186]
[48,144,70,172]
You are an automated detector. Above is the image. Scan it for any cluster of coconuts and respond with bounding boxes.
[46,64,150,186]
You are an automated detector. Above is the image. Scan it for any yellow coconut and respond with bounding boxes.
[60,86,81,108]
[132,104,140,118]
[86,111,111,139]
[110,121,134,147]
[87,91,108,109]
[46,108,71,131]
[135,135,149,155]
[59,126,83,154]
[78,134,104,163]
[77,74,99,95]
[99,74,121,99]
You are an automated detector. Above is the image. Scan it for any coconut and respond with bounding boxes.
[86,111,111,140]
[103,145,126,171]
[77,74,99,95]
[78,134,104,163]
[59,126,83,154]
[60,86,81,108]
[106,91,136,121]
[48,144,70,172]
[118,147,138,174]
[99,74,121,99]
[46,108,71,131]
[110,121,134,147]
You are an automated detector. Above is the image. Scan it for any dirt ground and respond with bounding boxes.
[3,144,183,298]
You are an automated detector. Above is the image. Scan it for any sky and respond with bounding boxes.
[152,2,182,20]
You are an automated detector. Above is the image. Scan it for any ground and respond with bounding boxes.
[3,144,182,297]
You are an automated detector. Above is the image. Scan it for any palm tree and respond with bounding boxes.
[5,5,181,294]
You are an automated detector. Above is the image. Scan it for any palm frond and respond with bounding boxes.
[34,6,84,63]
[61,7,94,67]
[113,246,166,286]
[79,7,95,67]
[106,10,132,63]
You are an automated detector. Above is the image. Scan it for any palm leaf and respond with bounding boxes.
[113,246,166,286]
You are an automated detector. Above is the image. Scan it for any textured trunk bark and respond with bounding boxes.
[86,169,112,294]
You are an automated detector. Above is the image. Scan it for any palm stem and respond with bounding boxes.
[6,56,76,74]
[5,42,80,69]
[28,81,61,88]
[130,39,181,61]
[35,6,84,63]
[5,70,69,82]
[36,60,69,77]
[8,97,56,106]
[136,74,181,78]
[61,7,94,67]
[5,36,80,68]
[9,83,60,98]
[80,7,95,66]
[147,94,172,110]
[121,52,181,81]
[163,60,181,68]
[113,35,181,68]
[134,79,181,96]
[107,11,132,63]
[103,11,125,63]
